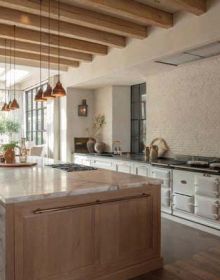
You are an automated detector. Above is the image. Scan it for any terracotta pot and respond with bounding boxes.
[4,148,15,164]
[87,138,96,153]
[94,142,105,154]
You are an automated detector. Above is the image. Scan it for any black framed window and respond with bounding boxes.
[131,83,146,153]
[25,84,47,145]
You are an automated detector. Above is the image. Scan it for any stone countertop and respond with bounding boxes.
[0,157,161,204]
[74,153,220,175]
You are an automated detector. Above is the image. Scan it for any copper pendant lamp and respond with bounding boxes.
[35,0,46,102]
[43,0,55,100]
[53,0,66,97]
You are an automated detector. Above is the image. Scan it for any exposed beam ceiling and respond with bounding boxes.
[0,0,208,73]
[0,48,79,68]
[0,6,126,48]
[0,39,92,62]
[171,0,206,15]
[0,55,68,72]
[0,0,148,39]
[0,24,108,55]
[72,0,173,28]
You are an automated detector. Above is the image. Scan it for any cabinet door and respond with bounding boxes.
[117,162,132,174]
[135,164,150,177]
[95,194,159,270]
[91,159,115,170]
[173,170,195,196]
[15,205,96,280]
[151,167,171,189]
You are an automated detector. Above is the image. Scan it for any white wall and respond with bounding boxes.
[62,88,94,161]
[147,56,220,157]
[94,86,113,151]
[94,86,130,152]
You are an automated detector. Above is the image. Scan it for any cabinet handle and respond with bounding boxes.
[180,180,187,184]
[32,193,150,215]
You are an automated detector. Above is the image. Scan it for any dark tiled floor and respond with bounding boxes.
[132,218,220,280]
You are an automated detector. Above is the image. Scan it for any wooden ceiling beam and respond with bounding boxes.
[0,23,108,55]
[0,56,68,71]
[74,0,173,28]
[171,0,207,15]
[0,0,147,39]
[0,6,125,48]
[0,48,79,68]
[0,39,93,62]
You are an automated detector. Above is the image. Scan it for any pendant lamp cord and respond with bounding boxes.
[14,25,16,99]
[4,39,7,103]
[40,0,42,88]
[58,0,60,81]
[48,0,51,83]
[9,39,12,102]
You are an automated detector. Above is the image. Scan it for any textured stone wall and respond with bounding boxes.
[147,56,220,157]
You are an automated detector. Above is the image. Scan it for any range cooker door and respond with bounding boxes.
[173,193,194,213]
[195,175,220,198]
[195,195,219,220]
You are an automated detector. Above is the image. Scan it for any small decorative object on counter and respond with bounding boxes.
[144,146,150,161]
[87,137,96,153]
[113,141,122,155]
[94,142,105,154]
[1,142,17,164]
[150,138,169,157]
[86,114,106,154]
[149,145,158,161]
[19,138,28,163]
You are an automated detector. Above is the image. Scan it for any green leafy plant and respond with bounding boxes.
[86,114,106,138]
[0,119,20,134]
[0,120,6,134]
[1,142,18,152]
[5,120,20,133]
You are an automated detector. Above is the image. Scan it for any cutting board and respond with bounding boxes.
[0,162,37,168]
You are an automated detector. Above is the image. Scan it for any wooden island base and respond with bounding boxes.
[1,177,162,280]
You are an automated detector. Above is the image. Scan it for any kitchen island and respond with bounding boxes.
[0,158,162,280]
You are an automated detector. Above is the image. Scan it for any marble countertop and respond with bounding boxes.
[0,157,161,204]
[74,153,220,175]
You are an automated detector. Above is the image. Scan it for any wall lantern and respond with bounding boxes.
[78,99,88,117]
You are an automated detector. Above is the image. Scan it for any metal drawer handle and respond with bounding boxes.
[32,193,150,215]
[180,180,187,184]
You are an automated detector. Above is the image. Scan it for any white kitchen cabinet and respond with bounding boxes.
[116,161,133,174]
[73,155,91,166]
[150,167,172,214]
[91,158,116,171]
[133,163,150,176]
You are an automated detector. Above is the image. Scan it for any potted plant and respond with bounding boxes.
[86,114,106,153]
[1,142,18,164]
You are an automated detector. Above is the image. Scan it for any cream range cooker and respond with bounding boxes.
[74,153,220,230]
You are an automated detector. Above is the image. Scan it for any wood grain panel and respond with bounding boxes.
[0,23,108,55]
[0,6,126,47]
[0,0,148,39]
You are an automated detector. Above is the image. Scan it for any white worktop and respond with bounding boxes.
[0,157,161,204]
